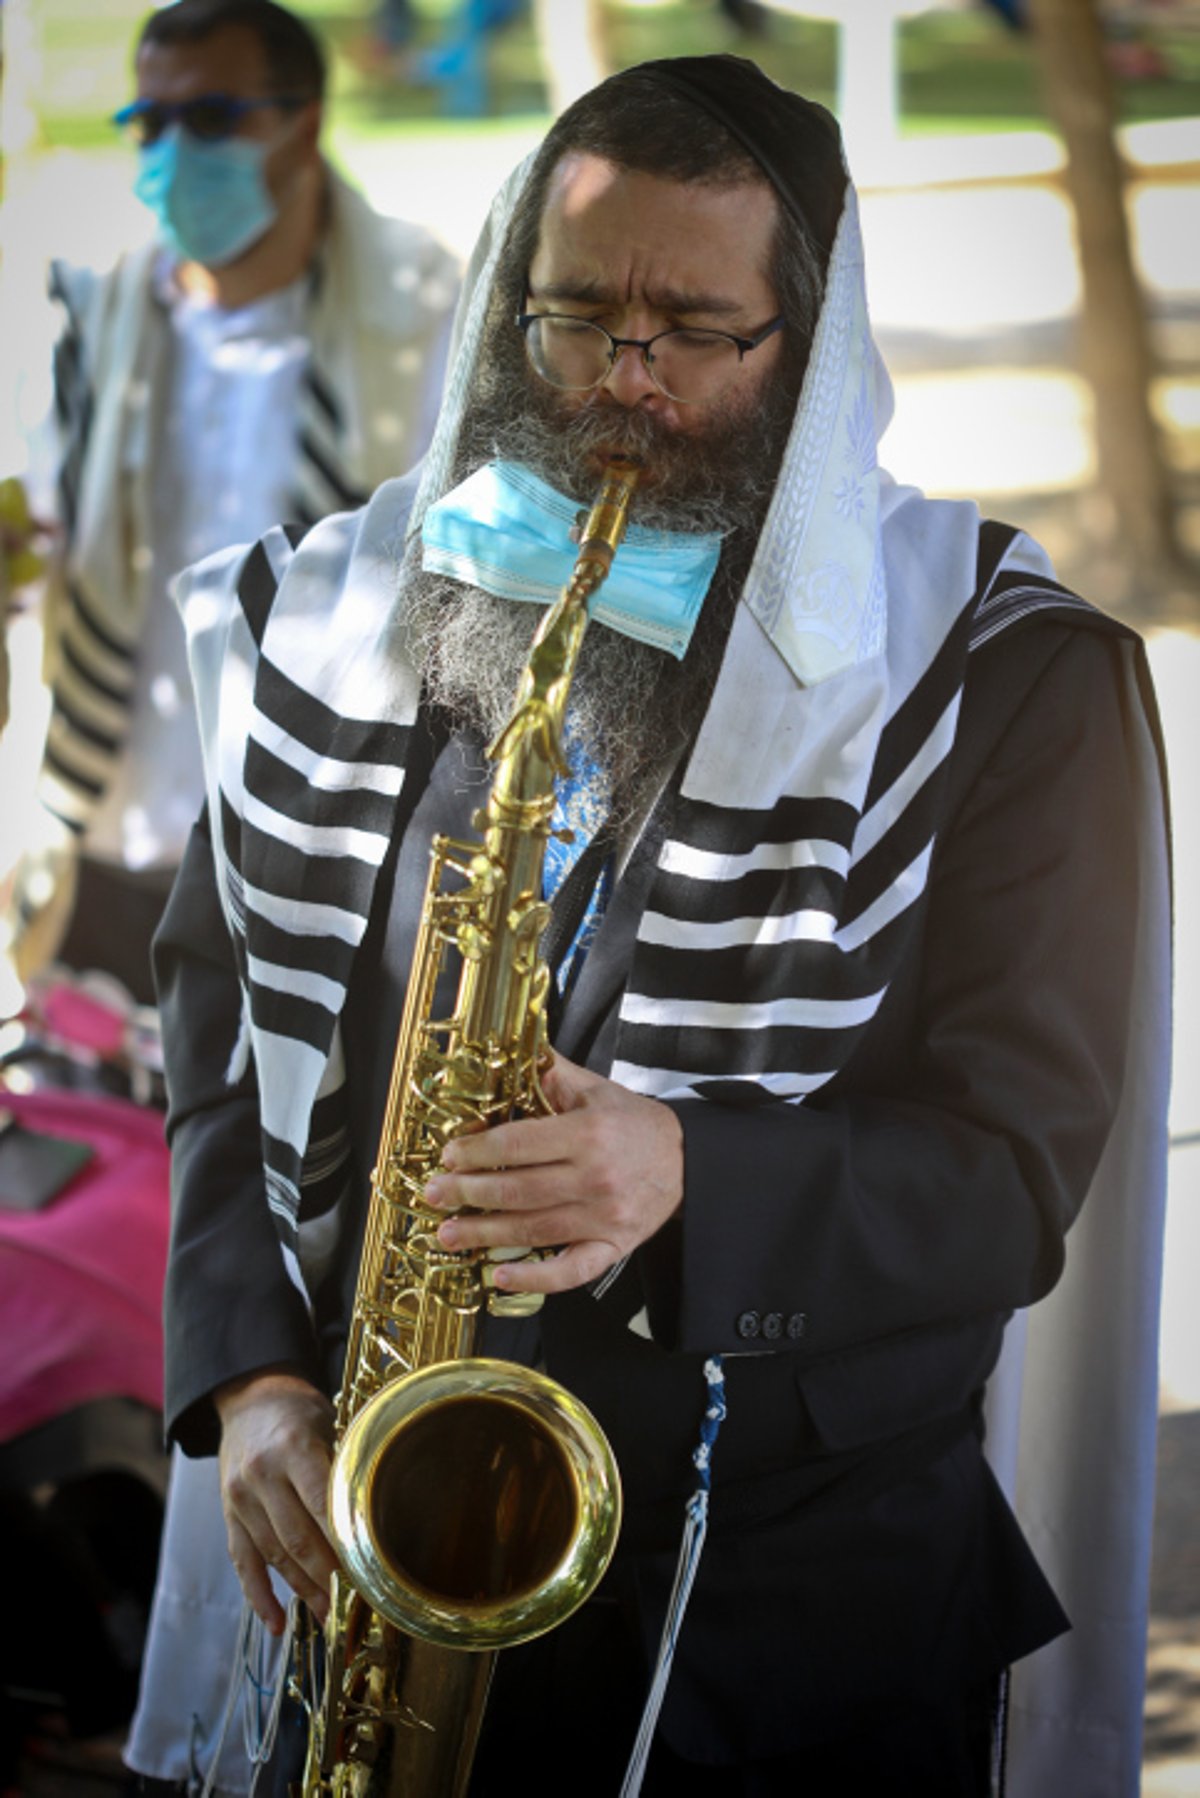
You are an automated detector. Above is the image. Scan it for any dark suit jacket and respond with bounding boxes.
[154,615,1141,1759]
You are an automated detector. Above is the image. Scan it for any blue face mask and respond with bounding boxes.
[420,462,723,660]
[133,127,277,268]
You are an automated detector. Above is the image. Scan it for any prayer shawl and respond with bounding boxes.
[37,169,458,841]
[178,144,1170,1797]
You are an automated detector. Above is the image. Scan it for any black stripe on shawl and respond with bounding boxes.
[262,1129,303,1210]
[616,1015,871,1080]
[864,594,975,812]
[688,1077,795,1108]
[665,791,858,859]
[222,849,248,939]
[60,635,133,709]
[216,796,252,989]
[58,432,88,540]
[298,427,370,512]
[975,519,1018,603]
[58,458,81,538]
[66,580,137,663]
[254,652,413,768]
[237,540,284,649]
[48,691,122,756]
[244,738,400,838]
[238,813,381,916]
[43,741,105,803]
[263,1125,353,1234]
[220,789,245,877]
[842,759,948,927]
[627,903,915,1006]
[264,1179,301,1250]
[52,322,83,423]
[248,975,337,1054]
[298,1159,351,1229]
[48,265,94,541]
[647,860,846,928]
[304,362,344,431]
[298,1125,352,1227]
[243,908,360,988]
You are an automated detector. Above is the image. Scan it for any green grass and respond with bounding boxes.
[17,0,1200,153]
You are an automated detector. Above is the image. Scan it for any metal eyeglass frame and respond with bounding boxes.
[515,311,787,402]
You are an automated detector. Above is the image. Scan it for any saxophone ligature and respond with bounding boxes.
[294,458,640,1797]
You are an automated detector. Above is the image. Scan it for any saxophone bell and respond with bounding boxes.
[332,1358,620,1651]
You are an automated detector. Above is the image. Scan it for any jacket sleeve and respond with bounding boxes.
[154,808,324,1456]
[643,623,1146,1368]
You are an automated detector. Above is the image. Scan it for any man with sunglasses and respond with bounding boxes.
[10,0,457,1010]
[153,53,1167,1798]
[5,4,456,1792]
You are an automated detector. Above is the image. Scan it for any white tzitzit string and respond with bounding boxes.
[194,1600,291,1798]
[619,1356,727,1798]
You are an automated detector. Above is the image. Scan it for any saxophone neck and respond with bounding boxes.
[486,457,642,782]
[571,454,642,582]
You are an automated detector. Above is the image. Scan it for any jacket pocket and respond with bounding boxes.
[795,1313,1007,1453]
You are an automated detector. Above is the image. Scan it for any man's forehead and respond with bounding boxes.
[543,151,627,215]
[540,149,774,222]
[529,151,781,311]
[136,25,270,95]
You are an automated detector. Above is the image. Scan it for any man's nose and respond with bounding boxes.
[601,343,661,407]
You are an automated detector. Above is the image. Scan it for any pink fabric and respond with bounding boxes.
[36,984,129,1058]
[0,1088,170,1440]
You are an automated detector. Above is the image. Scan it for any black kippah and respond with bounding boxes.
[612,55,847,266]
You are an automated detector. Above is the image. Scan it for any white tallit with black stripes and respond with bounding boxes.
[178,159,1095,1264]
[38,171,457,842]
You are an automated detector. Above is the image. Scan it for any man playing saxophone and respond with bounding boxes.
[155,55,1169,1797]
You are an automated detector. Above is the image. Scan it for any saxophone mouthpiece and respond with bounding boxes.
[576,457,642,568]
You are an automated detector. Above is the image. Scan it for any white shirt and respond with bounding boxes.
[85,262,310,869]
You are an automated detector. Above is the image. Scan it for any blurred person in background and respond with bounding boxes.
[1,0,458,1787]
[4,0,458,1012]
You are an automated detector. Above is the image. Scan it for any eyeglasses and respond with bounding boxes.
[516,311,786,406]
[112,93,310,147]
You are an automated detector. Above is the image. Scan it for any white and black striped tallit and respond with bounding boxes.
[36,170,457,847]
[38,254,152,840]
[176,159,1120,1280]
[179,475,1097,1291]
[39,270,368,844]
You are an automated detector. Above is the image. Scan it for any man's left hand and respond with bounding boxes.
[424,1053,683,1294]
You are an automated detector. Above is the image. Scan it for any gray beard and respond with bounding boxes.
[402,341,795,826]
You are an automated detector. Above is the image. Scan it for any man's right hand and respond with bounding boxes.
[215,1368,340,1635]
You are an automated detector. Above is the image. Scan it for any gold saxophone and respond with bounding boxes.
[294,458,640,1797]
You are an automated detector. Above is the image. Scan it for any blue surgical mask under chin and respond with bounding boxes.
[420,462,724,661]
[133,127,278,269]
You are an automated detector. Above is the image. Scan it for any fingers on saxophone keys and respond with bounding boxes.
[434,1199,551,1251]
[423,1173,455,1209]
[426,1169,522,1216]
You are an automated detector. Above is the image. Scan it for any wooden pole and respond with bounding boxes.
[1023,0,1182,586]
